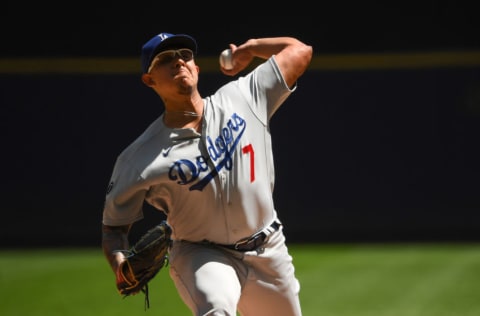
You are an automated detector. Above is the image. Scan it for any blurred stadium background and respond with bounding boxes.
[1,3,479,247]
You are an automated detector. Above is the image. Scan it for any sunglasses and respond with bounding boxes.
[148,48,194,72]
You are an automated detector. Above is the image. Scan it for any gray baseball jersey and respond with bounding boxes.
[102,56,295,245]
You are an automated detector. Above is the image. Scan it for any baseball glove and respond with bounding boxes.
[115,220,172,309]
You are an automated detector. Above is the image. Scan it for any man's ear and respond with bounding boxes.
[141,73,155,86]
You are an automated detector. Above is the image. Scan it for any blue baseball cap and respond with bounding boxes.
[141,32,197,74]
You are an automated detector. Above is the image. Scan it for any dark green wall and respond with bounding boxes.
[2,6,479,247]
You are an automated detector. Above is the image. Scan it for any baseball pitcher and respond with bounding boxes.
[101,32,313,315]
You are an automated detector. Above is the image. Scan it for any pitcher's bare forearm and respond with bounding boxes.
[102,224,131,272]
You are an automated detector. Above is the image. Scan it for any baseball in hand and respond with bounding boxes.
[219,49,234,70]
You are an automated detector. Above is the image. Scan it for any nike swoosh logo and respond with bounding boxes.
[162,147,172,157]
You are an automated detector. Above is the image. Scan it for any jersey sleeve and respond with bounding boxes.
[102,157,146,226]
[237,56,296,123]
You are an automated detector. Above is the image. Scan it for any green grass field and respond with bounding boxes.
[1,243,480,316]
